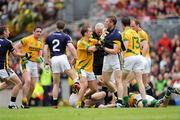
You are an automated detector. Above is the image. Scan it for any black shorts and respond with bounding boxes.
[93,66,103,75]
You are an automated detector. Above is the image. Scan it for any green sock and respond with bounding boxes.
[133,83,139,91]
[165,91,171,97]
[123,96,129,106]
[142,99,148,107]
[151,100,158,107]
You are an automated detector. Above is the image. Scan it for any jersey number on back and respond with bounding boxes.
[52,39,60,52]
[132,37,140,49]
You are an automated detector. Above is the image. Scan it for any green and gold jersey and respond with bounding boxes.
[122,27,141,58]
[75,38,97,73]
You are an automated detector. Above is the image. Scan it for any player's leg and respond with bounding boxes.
[159,87,180,107]
[102,71,117,92]
[0,81,9,90]
[65,69,80,91]
[84,91,106,107]
[8,73,22,109]
[122,56,135,107]
[122,70,130,106]
[102,56,117,96]
[21,70,31,107]
[85,79,97,98]
[76,76,88,108]
[52,73,61,108]
[134,71,147,106]
[51,56,63,108]
[91,91,106,101]
[26,77,37,102]
[26,64,39,104]
[133,55,147,106]
[114,69,123,106]
[142,57,153,96]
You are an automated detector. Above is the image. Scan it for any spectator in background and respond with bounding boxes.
[157,32,172,54]
[171,35,180,52]
[155,74,167,99]
[39,63,52,106]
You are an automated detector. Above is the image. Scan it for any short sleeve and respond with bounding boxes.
[122,32,130,42]
[21,37,28,46]
[66,35,72,43]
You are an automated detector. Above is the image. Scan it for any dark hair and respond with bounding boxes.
[56,20,65,30]
[33,25,43,31]
[121,16,131,27]
[107,16,117,25]
[133,18,140,26]
[81,25,89,36]
[0,25,7,35]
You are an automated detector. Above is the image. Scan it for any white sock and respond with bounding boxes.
[53,98,58,100]
[74,77,79,83]
[9,101,16,106]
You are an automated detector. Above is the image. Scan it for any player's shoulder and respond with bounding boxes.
[23,34,34,40]
[139,29,148,35]
[6,39,12,44]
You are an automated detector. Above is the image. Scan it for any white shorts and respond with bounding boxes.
[142,57,151,74]
[102,54,120,72]
[21,60,39,78]
[135,94,155,106]
[51,55,71,73]
[80,69,96,81]
[0,68,16,81]
[69,93,78,108]
[123,55,144,72]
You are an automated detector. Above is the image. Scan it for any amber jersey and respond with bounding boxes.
[75,38,97,73]
[138,29,150,58]
[0,38,14,69]
[21,35,42,62]
[122,27,141,58]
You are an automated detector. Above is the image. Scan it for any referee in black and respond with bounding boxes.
[92,23,105,78]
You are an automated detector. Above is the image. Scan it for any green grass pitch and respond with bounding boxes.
[0,106,179,120]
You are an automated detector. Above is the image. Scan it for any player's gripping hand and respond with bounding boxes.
[36,56,44,63]
[95,43,104,51]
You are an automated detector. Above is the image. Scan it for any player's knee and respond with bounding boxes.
[101,91,106,98]
[24,80,31,86]
[16,80,23,89]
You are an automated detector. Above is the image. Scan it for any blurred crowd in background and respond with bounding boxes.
[0,0,64,38]
[0,0,180,106]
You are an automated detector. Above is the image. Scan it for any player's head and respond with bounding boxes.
[56,20,66,30]
[105,16,117,30]
[95,23,104,37]
[128,93,136,107]
[33,26,43,39]
[121,16,131,28]
[0,25,10,38]
[131,18,140,31]
[81,25,92,37]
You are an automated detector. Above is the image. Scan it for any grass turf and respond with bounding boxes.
[0,106,179,120]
